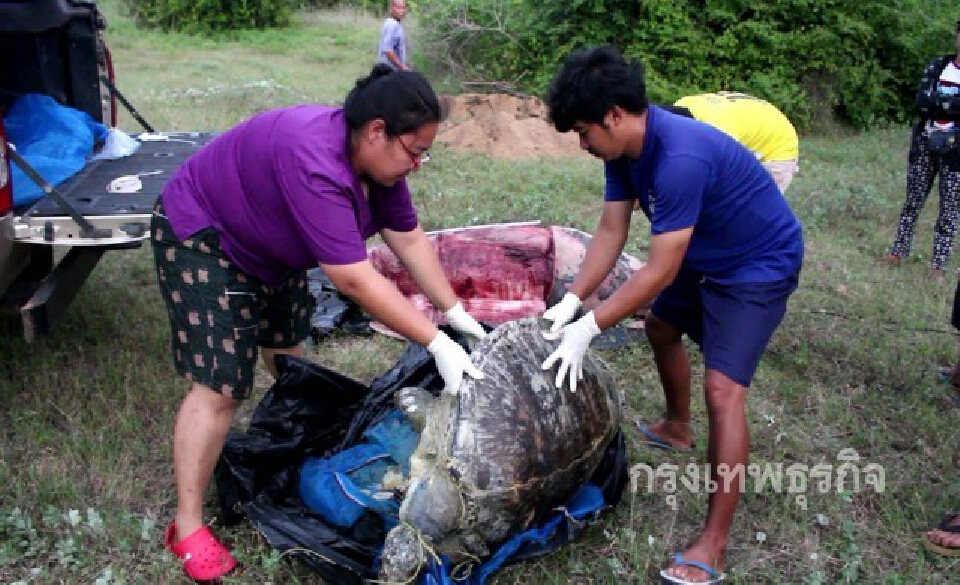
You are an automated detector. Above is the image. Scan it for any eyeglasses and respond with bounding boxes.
[397,136,431,170]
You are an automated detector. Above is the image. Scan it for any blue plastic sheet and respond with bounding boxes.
[4,93,108,207]
[422,484,607,585]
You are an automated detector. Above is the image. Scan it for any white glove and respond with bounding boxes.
[427,331,485,395]
[542,292,582,334]
[541,311,601,393]
[443,302,487,340]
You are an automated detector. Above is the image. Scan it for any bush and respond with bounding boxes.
[123,0,295,33]
[416,0,957,130]
[295,0,394,13]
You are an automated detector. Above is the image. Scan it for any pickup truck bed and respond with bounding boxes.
[16,133,215,243]
[2,132,215,338]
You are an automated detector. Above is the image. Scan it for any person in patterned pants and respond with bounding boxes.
[153,66,488,582]
[884,132,960,278]
[882,22,960,279]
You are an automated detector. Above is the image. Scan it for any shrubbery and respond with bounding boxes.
[415,0,958,129]
[295,0,387,11]
[120,0,956,129]
[122,0,295,34]
[121,0,395,33]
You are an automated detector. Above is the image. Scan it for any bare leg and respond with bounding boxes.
[173,345,300,541]
[644,314,693,447]
[173,383,238,541]
[664,370,748,582]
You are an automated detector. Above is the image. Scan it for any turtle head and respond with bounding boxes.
[400,468,462,541]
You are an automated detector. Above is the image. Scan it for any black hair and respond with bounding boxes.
[546,46,648,133]
[660,104,694,118]
[344,64,441,136]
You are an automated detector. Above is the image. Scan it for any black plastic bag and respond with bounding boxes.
[307,267,373,341]
[215,334,627,583]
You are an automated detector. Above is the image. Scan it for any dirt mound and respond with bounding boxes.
[436,93,589,160]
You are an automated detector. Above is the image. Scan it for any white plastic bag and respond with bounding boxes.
[91,128,141,161]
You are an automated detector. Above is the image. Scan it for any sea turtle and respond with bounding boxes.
[379,318,625,582]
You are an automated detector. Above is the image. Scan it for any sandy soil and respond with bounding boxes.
[436,93,590,160]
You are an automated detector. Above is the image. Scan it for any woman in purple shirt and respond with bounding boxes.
[151,65,486,582]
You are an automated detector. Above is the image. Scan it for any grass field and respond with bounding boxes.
[1,2,959,583]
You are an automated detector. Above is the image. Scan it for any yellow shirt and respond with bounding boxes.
[674,92,799,161]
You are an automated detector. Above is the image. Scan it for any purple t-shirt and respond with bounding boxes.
[161,106,419,285]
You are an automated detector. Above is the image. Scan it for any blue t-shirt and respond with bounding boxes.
[377,17,407,69]
[605,106,803,284]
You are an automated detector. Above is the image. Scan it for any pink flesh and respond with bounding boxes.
[368,224,645,336]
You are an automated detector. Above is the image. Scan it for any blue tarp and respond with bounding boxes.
[4,93,108,207]
[422,484,607,585]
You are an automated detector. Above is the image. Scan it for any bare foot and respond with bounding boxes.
[930,268,945,282]
[174,513,204,543]
[642,419,693,449]
[926,514,960,550]
[876,254,901,266]
[663,542,726,583]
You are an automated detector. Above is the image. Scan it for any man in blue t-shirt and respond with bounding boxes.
[540,47,803,584]
[377,0,409,71]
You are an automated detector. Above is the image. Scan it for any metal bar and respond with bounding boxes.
[21,246,105,342]
[99,75,155,133]
[16,245,53,282]
[6,144,111,239]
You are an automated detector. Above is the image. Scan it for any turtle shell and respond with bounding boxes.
[433,317,625,546]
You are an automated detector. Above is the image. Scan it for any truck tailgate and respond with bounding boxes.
[14,132,216,245]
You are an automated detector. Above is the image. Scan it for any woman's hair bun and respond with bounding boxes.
[354,64,394,91]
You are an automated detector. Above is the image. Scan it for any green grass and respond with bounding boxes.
[2,2,959,583]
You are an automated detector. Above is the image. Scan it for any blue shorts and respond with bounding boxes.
[650,268,799,387]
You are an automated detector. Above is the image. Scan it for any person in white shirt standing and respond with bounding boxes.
[881,19,960,280]
[377,0,410,71]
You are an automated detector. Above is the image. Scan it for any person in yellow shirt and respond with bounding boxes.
[671,92,800,192]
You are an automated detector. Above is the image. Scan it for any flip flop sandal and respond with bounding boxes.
[165,522,238,582]
[636,422,694,451]
[660,552,726,584]
[936,366,960,388]
[923,513,960,558]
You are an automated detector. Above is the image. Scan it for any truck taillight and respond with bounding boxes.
[0,121,12,216]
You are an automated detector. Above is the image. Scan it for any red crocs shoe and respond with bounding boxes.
[164,522,238,582]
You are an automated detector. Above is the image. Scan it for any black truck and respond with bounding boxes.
[0,0,212,340]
